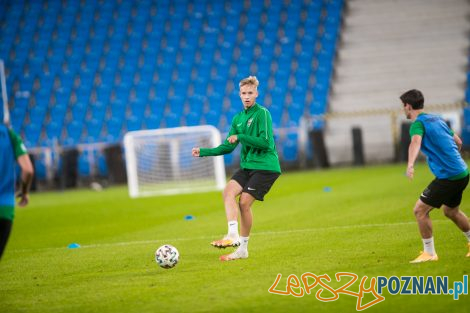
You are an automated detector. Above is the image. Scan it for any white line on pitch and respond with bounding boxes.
[10,220,435,253]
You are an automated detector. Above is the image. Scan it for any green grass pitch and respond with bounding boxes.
[0,163,469,312]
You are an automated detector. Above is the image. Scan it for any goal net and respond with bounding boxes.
[123,125,226,198]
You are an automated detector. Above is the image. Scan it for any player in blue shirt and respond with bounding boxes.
[0,124,34,260]
[401,89,470,263]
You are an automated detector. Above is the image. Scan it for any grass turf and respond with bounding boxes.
[0,163,469,312]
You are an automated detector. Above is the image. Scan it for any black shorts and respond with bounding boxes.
[420,175,469,208]
[231,169,280,201]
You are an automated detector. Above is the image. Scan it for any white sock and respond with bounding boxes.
[227,221,239,238]
[239,236,249,250]
[463,230,470,242]
[423,237,436,255]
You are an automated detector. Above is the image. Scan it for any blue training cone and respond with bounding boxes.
[68,243,81,249]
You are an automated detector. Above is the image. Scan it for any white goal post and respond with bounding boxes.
[0,59,10,125]
[123,125,226,198]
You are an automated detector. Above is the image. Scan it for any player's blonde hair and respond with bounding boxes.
[239,76,259,88]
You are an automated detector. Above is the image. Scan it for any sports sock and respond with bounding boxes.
[0,218,13,260]
[227,221,239,238]
[239,236,249,250]
[422,237,436,255]
[463,230,470,242]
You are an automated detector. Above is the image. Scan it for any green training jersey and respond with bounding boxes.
[200,103,281,173]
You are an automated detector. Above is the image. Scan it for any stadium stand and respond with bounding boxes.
[0,0,344,181]
[327,0,470,164]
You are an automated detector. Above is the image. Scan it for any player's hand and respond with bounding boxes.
[406,165,414,180]
[192,147,200,157]
[227,135,238,144]
[16,192,29,207]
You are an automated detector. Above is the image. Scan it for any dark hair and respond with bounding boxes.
[400,89,424,110]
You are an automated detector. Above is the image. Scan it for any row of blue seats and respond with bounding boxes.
[7,38,335,79]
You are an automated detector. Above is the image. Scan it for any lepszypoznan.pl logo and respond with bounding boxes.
[268,272,468,311]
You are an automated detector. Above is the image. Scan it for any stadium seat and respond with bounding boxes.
[185,112,201,126]
[163,113,180,128]
[78,150,91,177]
[126,115,142,132]
[144,114,161,129]
[283,139,298,162]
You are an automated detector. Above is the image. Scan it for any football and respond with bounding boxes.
[155,244,179,269]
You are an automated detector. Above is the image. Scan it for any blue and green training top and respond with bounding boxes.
[0,125,28,220]
[410,113,468,180]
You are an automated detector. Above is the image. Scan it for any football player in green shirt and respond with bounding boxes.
[192,76,281,261]
[0,124,34,260]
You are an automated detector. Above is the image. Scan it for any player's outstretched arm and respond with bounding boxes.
[16,154,34,207]
[407,135,422,180]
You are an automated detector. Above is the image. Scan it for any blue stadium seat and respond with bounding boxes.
[163,113,180,128]
[78,151,91,177]
[24,122,41,146]
[144,114,161,129]
[204,110,219,126]
[85,118,103,140]
[269,104,283,128]
[45,120,63,140]
[106,117,124,138]
[310,98,326,115]
[462,107,470,145]
[96,150,108,177]
[125,115,142,132]
[282,134,299,162]
[185,111,201,126]
[66,120,83,144]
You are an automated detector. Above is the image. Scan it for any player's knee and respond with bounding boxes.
[238,200,248,212]
[413,207,422,219]
[223,180,243,199]
[222,187,237,200]
[238,197,253,212]
[443,206,458,218]
[413,202,429,219]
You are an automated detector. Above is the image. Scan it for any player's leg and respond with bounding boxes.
[239,192,256,237]
[0,218,13,260]
[410,178,446,263]
[410,199,438,263]
[220,170,280,261]
[0,205,14,260]
[211,179,243,248]
[441,175,470,256]
[413,199,434,239]
[442,205,470,257]
[443,205,470,232]
[219,193,255,261]
[223,180,243,224]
